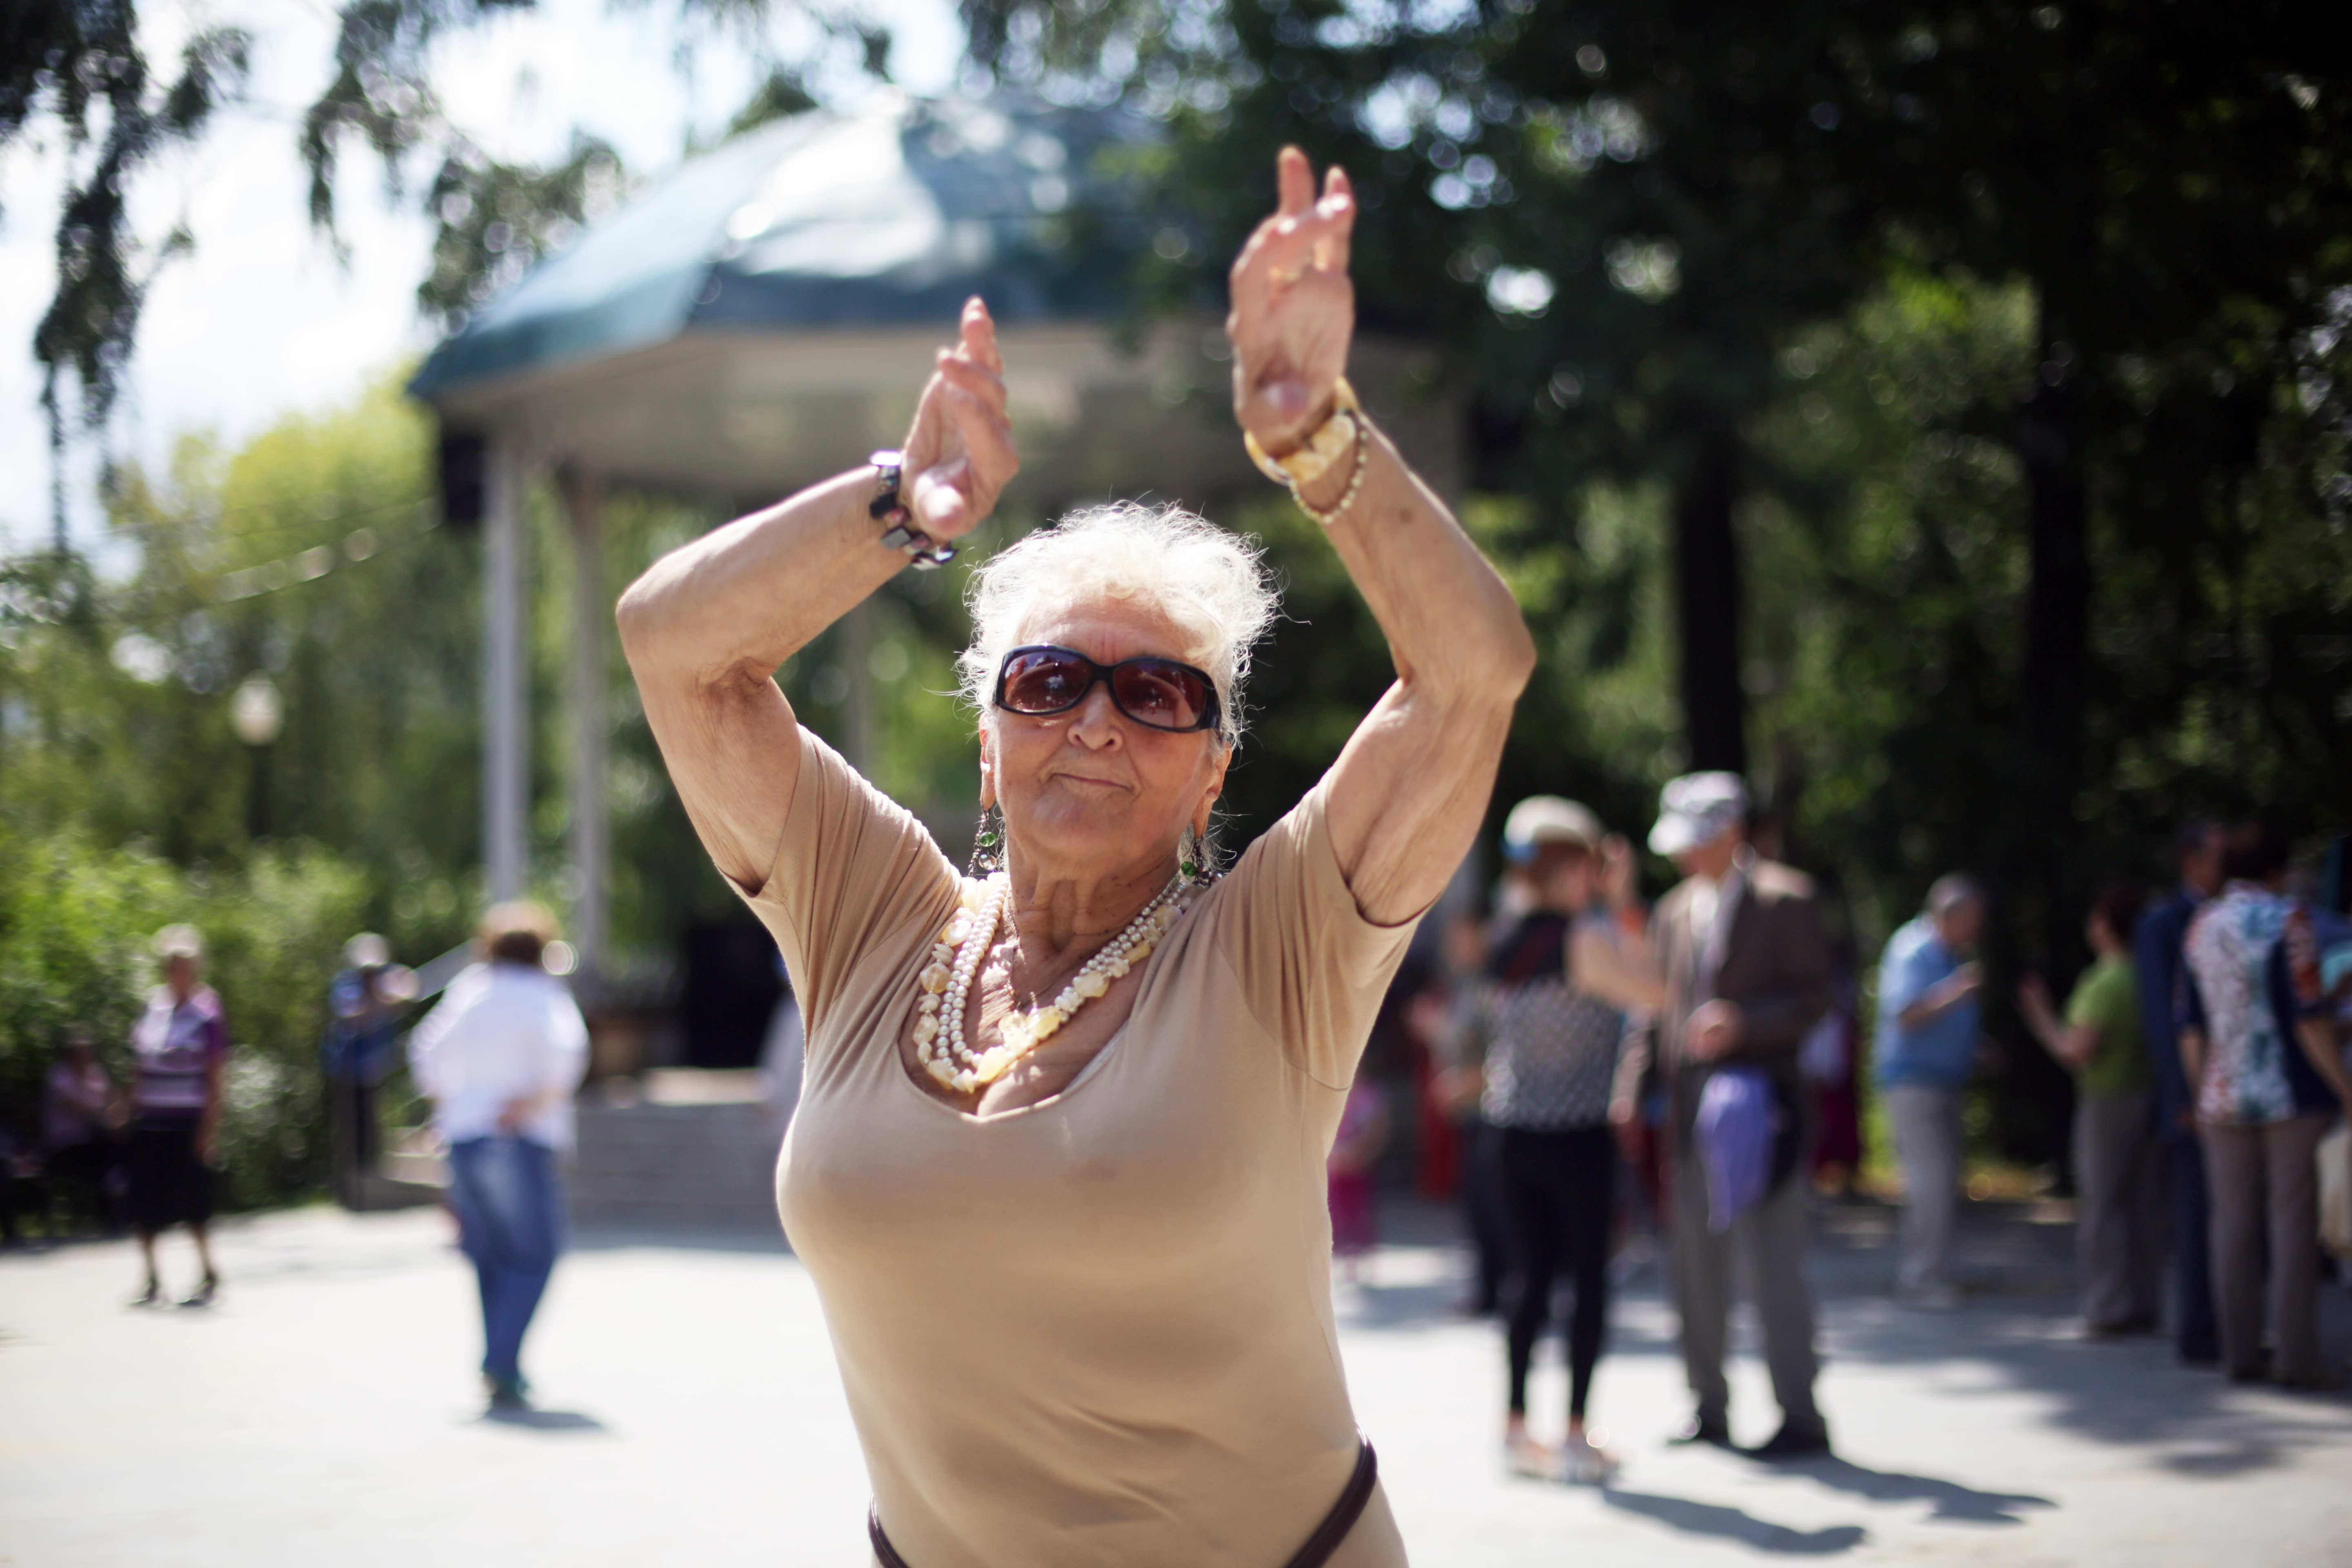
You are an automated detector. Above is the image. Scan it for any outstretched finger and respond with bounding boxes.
[958,296,1004,376]
[1276,145,1315,217]
[1313,165,1355,275]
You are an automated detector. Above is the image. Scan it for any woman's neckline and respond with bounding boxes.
[890,874,1205,1125]
[893,1016,1136,1125]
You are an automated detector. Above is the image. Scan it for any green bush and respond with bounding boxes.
[0,831,369,1211]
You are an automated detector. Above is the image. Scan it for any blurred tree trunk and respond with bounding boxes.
[2019,354,2088,781]
[1673,435,1746,776]
[2006,307,2092,1166]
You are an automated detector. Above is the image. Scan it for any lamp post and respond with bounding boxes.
[230,675,285,839]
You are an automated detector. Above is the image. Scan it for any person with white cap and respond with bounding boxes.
[1446,795,1660,1482]
[1610,772,1835,1458]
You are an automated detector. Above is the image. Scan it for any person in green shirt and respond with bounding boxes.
[2020,882,2163,1337]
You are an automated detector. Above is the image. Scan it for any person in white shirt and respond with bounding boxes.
[409,903,588,1409]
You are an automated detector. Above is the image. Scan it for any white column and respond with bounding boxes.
[483,436,529,904]
[562,467,609,971]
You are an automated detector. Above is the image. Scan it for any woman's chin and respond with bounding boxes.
[1009,808,1176,875]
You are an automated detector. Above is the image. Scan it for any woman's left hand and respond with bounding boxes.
[901,297,1020,538]
[1228,146,1356,454]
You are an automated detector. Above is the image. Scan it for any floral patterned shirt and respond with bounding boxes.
[2183,883,2323,1125]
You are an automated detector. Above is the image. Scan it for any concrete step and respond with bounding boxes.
[568,1098,784,1231]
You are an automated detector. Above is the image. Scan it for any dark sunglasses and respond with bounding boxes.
[992,645,1223,735]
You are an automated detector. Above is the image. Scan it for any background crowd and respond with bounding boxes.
[1351,785,2352,1483]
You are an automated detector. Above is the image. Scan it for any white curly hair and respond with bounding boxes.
[956,501,1279,749]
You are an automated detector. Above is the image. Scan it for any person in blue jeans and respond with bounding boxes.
[2133,820,2225,1365]
[410,904,588,1409]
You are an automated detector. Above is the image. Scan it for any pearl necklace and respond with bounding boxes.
[910,871,1200,1094]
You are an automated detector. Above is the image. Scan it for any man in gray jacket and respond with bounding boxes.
[1613,773,1835,1457]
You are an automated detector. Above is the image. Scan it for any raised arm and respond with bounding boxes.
[615,301,1018,890]
[2016,974,2097,1074]
[1229,149,1535,927]
[1571,837,1666,1012]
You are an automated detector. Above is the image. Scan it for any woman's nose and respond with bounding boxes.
[1066,683,1125,746]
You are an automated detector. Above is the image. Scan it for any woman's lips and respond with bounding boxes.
[1047,769,1129,792]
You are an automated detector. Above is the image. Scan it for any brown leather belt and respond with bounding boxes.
[868,1438,1379,1568]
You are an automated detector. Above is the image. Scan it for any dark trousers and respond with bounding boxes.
[1494,1124,1615,1423]
[2164,1131,2220,1361]
[447,1136,564,1385]
[1461,1117,1512,1312]
[44,1140,120,1234]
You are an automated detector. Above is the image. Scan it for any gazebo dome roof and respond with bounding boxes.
[410,94,1151,400]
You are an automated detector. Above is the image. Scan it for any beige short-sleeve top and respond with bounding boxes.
[741,729,1417,1568]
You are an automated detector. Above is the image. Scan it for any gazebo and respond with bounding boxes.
[409,92,1461,973]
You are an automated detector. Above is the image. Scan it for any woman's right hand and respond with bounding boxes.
[900,296,1020,538]
[1227,147,1357,455]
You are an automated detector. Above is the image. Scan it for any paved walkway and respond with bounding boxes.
[4,1196,2349,1566]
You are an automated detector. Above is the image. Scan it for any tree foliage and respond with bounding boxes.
[0,826,372,1209]
[0,0,882,523]
[5,2,251,539]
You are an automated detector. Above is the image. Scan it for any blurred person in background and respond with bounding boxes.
[2135,820,2226,1365]
[2181,826,2351,1388]
[1873,875,1987,1312]
[1443,796,1659,1482]
[1432,910,1513,1317]
[1803,969,1864,1200]
[408,902,589,1410]
[42,1027,120,1235]
[125,925,228,1307]
[323,933,415,1207]
[2019,882,2162,1337]
[1612,773,1835,1458]
[0,1118,40,1247]
[1327,1067,1390,1284]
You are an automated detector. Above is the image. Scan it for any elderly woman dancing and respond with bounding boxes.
[619,148,1533,1568]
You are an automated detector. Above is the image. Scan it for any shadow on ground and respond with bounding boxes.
[1601,1487,1868,1555]
[1346,1193,2352,1484]
[1759,1454,2051,1523]
[477,1405,607,1432]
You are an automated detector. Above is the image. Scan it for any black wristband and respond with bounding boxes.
[866,450,955,569]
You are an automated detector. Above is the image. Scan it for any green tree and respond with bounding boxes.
[2,2,890,512]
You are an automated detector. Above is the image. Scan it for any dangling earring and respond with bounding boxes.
[967,806,1005,878]
[1179,822,1210,882]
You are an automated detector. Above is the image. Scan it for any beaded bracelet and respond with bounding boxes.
[1241,380,1370,527]
[867,450,957,569]
[1291,423,1370,528]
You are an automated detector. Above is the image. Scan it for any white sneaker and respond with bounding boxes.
[1504,1431,1559,1480]
[1560,1430,1621,1484]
